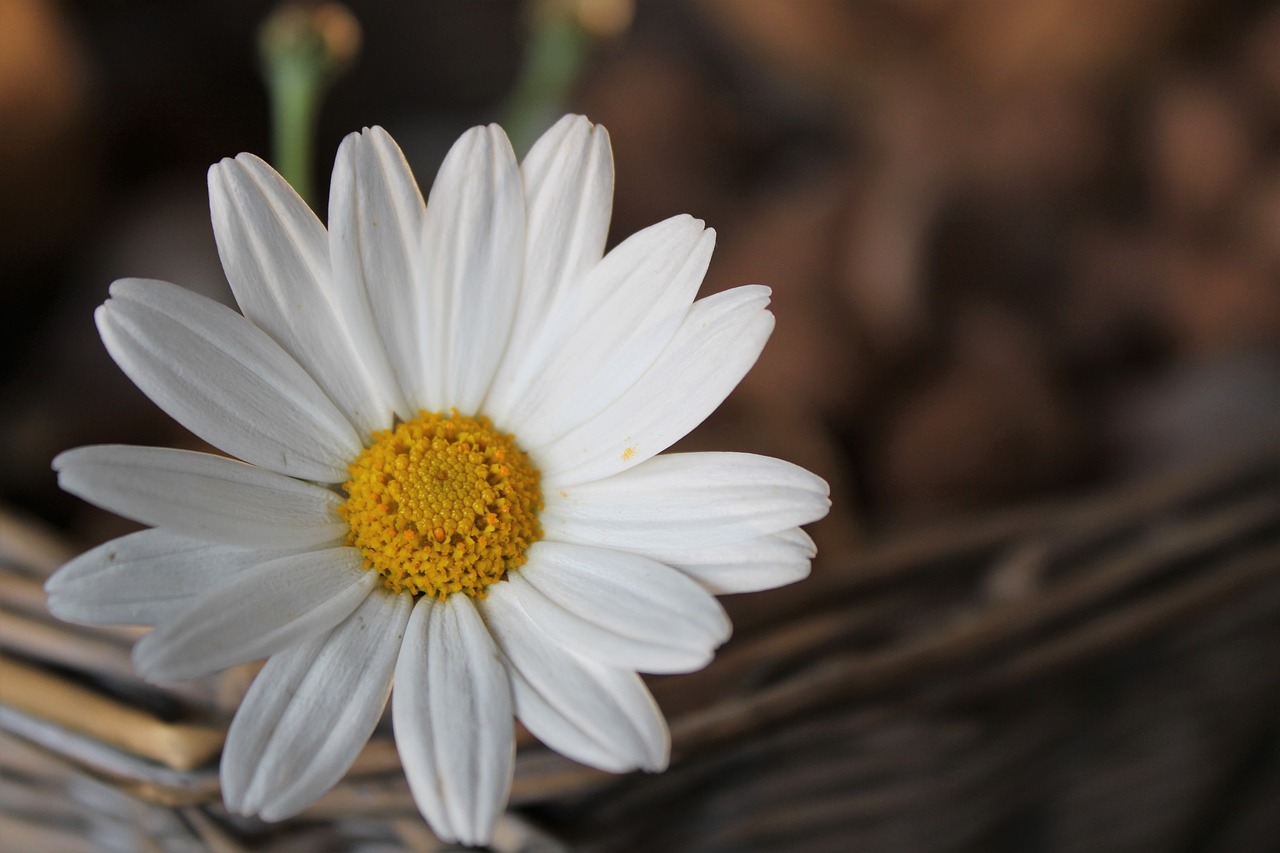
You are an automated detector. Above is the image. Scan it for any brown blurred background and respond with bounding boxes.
[4,0,1280,533]
[1,1,1278,851]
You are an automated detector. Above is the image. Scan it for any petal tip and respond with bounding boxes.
[129,640,162,682]
[714,611,734,646]
[335,129,361,153]
[92,300,112,330]
[644,734,672,773]
[106,277,167,302]
[50,445,85,472]
[366,125,401,151]
[207,159,230,184]
[42,587,69,616]
[223,152,274,184]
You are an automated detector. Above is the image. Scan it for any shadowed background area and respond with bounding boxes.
[0,1,1277,851]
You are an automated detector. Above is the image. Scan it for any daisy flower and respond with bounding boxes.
[45,115,830,845]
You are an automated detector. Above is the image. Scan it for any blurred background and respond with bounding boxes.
[5,0,1280,533]
[1,1,1278,851]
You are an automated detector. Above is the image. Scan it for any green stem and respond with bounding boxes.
[266,51,322,205]
[504,5,593,158]
[259,3,360,208]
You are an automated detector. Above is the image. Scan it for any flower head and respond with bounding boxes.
[45,116,830,845]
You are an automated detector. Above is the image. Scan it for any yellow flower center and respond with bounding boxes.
[338,411,543,599]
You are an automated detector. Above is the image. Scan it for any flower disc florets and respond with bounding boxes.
[339,411,543,598]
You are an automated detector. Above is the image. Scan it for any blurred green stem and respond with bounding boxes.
[505,9,589,157]
[506,0,632,156]
[266,49,322,204]
[259,3,360,207]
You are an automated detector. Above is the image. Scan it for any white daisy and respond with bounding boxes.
[44,115,830,845]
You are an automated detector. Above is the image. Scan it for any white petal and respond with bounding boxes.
[223,588,411,821]
[534,285,775,487]
[132,547,375,682]
[645,528,817,595]
[542,452,830,551]
[328,127,424,418]
[419,124,525,414]
[44,529,277,626]
[519,115,613,314]
[208,154,393,437]
[478,583,669,773]
[393,595,514,846]
[507,541,730,674]
[496,216,714,447]
[97,279,361,482]
[54,445,346,549]
[484,116,613,425]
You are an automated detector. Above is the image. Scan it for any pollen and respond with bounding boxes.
[338,411,542,599]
